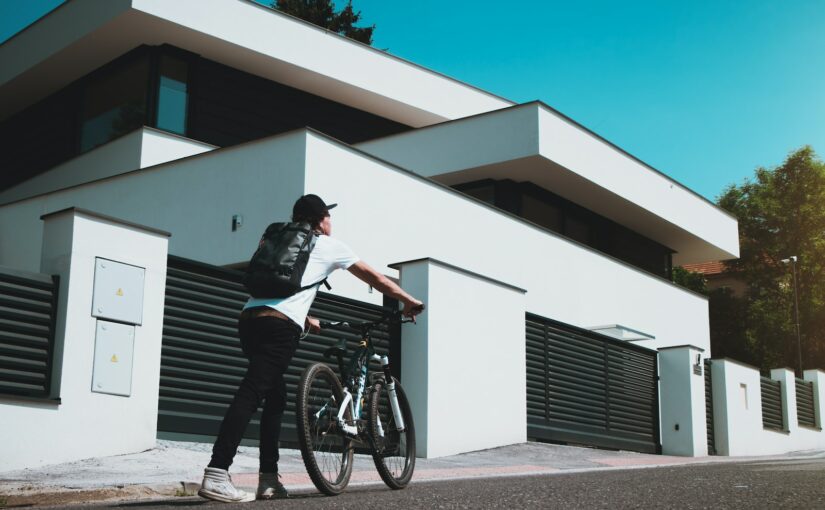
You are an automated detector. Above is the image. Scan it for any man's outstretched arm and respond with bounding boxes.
[347,260,424,317]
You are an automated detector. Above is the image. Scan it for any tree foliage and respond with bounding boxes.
[671,266,708,295]
[272,0,374,45]
[713,146,825,372]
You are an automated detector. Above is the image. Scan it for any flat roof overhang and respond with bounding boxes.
[357,102,740,265]
[0,0,512,126]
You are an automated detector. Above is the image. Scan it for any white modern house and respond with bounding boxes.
[1,0,823,472]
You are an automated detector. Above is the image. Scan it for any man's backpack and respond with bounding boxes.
[243,222,329,298]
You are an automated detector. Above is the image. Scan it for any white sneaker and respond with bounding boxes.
[257,472,289,499]
[198,467,255,503]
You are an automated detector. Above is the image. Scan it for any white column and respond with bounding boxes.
[770,368,797,434]
[0,208,169,471]
[802,369,825,430]
[390,258,527,458]
[658,345,707,456]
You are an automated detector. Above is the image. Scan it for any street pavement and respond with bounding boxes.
[1,441,824,508]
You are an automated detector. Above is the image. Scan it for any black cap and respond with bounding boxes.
[293,194,337,221]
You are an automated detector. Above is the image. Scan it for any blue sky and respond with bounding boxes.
[2,0,823,201]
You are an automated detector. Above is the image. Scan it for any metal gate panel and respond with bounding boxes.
[158,256,395,445]
[0,266,59,399]
[760,376,783,430]
[704,359,715,454]
[526,313,660,454]
[796,378,816,428]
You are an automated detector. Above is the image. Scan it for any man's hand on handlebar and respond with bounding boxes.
[305,316,321,334]
[402,299,425,322]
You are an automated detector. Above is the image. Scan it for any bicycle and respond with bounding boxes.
[295,310,416,495]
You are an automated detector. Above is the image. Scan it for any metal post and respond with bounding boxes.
[791,258,802,376]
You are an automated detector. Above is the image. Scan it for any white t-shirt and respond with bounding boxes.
[243,235,359,328]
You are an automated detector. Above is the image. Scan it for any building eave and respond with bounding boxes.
[0,0,512,125]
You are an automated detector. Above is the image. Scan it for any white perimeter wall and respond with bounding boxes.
[0,210,169,471]
[712,361,825,456]
[396,259,526,457]
[0,128,215,206]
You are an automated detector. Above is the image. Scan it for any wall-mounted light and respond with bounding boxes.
[232,214,243,232]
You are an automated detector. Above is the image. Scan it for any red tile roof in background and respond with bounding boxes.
[682,261,727,276]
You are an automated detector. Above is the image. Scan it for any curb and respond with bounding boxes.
[0,483,184,508]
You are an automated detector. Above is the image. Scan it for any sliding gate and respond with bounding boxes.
[158,256,397,444]
[526,313,660,453]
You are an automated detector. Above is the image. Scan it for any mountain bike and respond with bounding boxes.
[295,310,416,495]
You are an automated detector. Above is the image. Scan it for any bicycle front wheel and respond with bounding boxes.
[295,363,353,495]
[368,377,416,489]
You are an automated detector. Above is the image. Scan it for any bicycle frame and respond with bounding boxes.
[321,314,408,438]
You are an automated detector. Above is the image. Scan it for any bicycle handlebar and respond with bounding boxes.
[319,310,415,331]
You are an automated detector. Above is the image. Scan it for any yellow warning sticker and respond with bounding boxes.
[116,288,124,296]
[111,354,119,363]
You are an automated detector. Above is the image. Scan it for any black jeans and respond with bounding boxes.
[209,315,301,473]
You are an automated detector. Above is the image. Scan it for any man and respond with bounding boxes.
[198,194,424,503]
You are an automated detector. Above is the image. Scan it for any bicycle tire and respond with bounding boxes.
[368,377,416,489]
[295,362,354,495]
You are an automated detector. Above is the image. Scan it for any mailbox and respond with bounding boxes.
[92,258,145,325]
[91,320,135,396]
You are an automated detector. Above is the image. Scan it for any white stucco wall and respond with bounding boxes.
[0,130,710,352]
[0,128,215,206]
[658,346,708,456]
[711,360,825,456]
[0,131,306,273]
[304,132,710,351]
[394,259,527,458]
[0,209,169,471]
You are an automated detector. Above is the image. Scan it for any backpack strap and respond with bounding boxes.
[299,278,332,292]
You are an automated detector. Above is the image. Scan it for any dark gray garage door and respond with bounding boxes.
[526,313,660,454]
[158,256,398,445]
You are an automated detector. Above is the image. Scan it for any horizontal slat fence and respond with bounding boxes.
[158,256,396,445]
[526,313,660,454]
[0,266,59,398]
[760,376,784,430]
[796,378,817,428]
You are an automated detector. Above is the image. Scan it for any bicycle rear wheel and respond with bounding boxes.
[368,377,416,489]
[296,363,353,495]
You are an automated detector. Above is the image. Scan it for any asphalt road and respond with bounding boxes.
[61,456,825,509]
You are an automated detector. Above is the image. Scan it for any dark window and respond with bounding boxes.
[452,178,674,279]
[457,182,495,205]
[80,55,150,152]
[521,193,562,232]
[156,55,189,135]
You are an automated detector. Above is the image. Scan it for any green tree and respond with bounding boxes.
[272,0,375,45]
[671,266,708,295]
[714,146,825,372]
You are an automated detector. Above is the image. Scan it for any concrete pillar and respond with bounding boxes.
[389,258,527,458]
[770,368,797,433]
[802,369,825,430]
[0,208,169,471]
[657,345,708,456]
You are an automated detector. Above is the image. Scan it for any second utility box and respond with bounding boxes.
[92,258,145,325]
[91,320,135,396]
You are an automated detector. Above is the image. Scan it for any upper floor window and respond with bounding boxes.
[80,55,150,152]
[79,48,191,154]
[156,54,189,135]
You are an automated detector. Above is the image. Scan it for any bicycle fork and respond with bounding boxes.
[334,355,406,436]
[372,354,406,432]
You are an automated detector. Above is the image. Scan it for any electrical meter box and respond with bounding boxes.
[92,258,145,325]
[91,320,135,397]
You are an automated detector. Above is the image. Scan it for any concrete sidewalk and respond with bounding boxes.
[2,441,823,507]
